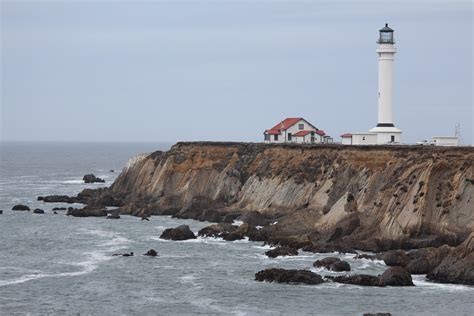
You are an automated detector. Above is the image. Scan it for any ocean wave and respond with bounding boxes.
[0,250,113,287]
[99,236,132,247]
[251,244,274,250]
[412,275,474,291]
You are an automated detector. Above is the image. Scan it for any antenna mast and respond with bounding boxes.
[455,123,461,145]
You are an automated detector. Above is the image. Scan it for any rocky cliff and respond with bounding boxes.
[40,142,473,283]
[91,142,473,251]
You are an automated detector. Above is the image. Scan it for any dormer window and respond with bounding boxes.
[298,124,304,130]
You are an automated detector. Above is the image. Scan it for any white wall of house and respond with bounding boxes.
[265,133,285,143]
[432,136,459,146]
[376,131,402,144]
[341,137,352,145]
[293,133,323,144]
[285,119,318,142]
[351,133,378,145]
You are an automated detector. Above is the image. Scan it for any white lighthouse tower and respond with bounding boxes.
[369,23,402,144]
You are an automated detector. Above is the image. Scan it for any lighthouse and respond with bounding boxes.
[369,23,402,144]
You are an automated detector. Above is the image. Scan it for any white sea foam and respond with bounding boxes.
[232,237,249,243]
[412,275,474,291]
[0,250,113,287]
[60,180,85,184]
[252,244,274,250]
[233,220,244,226]
[99,236,131,247]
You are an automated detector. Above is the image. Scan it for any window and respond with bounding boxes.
[391,135,395,142]
[288,133,292,141]
[264,134,270,141]
[362,137,366,141]
[274,134,278,141]
[311,136,315,143]
[298,124,304,130]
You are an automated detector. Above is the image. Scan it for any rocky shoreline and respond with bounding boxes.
[33,142,473,285]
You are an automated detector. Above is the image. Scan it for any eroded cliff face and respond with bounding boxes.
[100,142,473,251]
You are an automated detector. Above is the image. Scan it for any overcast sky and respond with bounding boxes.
[1,0,472,144]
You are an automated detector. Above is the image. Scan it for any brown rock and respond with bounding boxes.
[255,268,324,285]
[380,267,414,286]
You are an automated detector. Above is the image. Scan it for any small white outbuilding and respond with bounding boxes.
[432,136,459,147]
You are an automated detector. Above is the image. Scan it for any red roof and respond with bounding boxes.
[316,130,325,136]
[293,130,311,137]
[266,129,280,135]
[340,133,352,138]
[269,118,303,131]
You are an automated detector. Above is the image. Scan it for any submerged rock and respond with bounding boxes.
[160,225,196,240]
[33,209,45,214]
[265,246,298,258]
[255,268,324,285]
[83,174,105,183]
[12,204,30,211]
[42,195,77,203]
[144,249,158,256]
[113,252,134,257]
[380,267,414,286]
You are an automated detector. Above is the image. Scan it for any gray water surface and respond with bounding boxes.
[1,142,473,315]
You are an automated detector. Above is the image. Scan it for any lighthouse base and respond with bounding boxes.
[368,126,403,144]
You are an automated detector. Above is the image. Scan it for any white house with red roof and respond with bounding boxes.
[263,117,331,144]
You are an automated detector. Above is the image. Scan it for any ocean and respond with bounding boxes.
[0,142,473,315]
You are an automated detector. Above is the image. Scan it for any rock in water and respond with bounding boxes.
[160,225,196,240]
[144,249,158,256]
[83,174,105,183]
[66,207,107,217]
[12,204,30,211]
[313,257,341,268]
[363,313,392,316]
[380,267,414,286]
[332,274,384,287]
[198,223,238,238]
[427,233,474,285]
[42,195,76,203]
[239,211,270,227]
[106,212,120,219]
[0,210,3,214]
[330,260,351,272]
[382,250,409,267]
[265,246,298,258]
[255,268,324,285]
[52,207,67,211]
[33,209,45,214]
